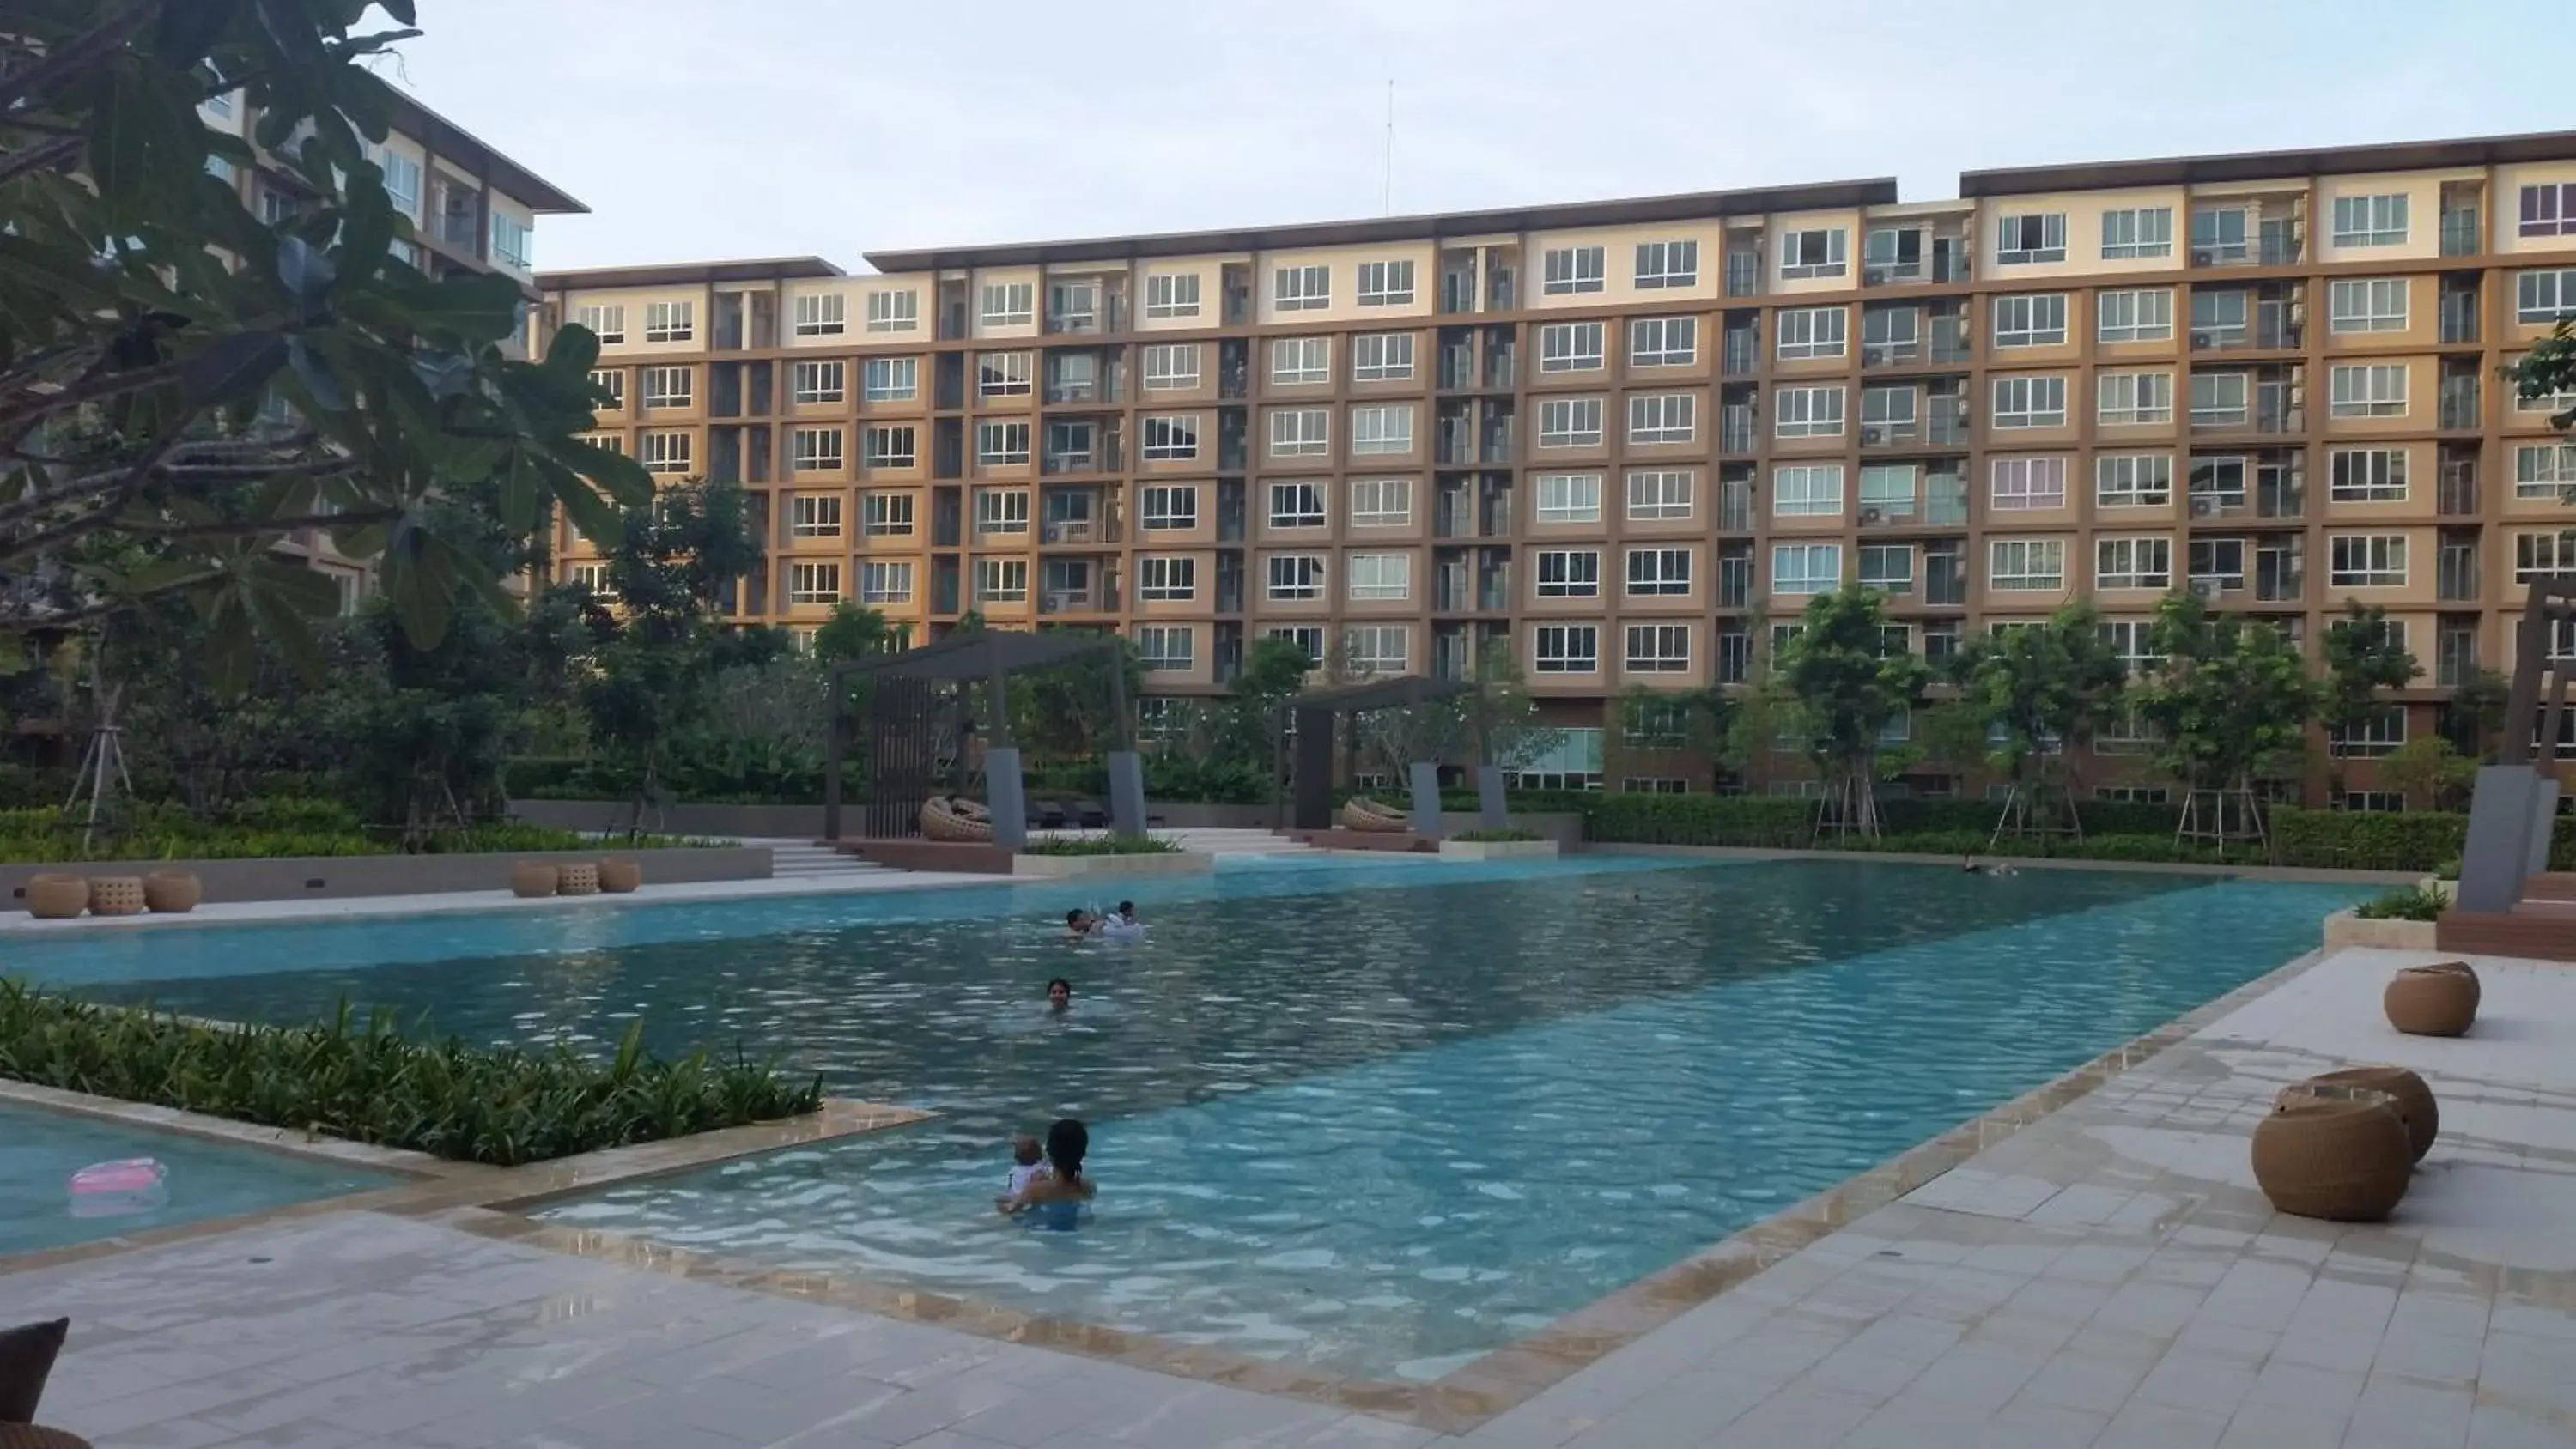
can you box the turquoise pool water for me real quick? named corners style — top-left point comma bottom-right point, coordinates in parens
top-left (9, 858), bottom-right (2360, 1378)
top-left (0, 1106), bottom-right (398, 1257)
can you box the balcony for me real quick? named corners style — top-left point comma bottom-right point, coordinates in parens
top-left (1722, 330), bottom-right (1759, 376)
top-left (1440, 270), bottom-right (1477, 314)
top-left (2439, 460), bottom-right (2478, 516)
top-left (1040, 515), bottom-right (1123, 546)
top-left (1858, 416), bottom-right (1918, 449)
top-left (1925, 403), bottom-right (1971, 447)
top-left (1439, 345), bottom-right (1475, 391)
top-left (1717, 482), bottom-right (1754, 532)
top-left (1860, 337), bottom-right (1918, 369)
top-left (2190, 233), bottom-right (2302, 268)
top-left (1043, 289), bottom-right (1127, 336)
top-left (2439, 293), bottom-right (2481, 344)
top-left (1038, 583), bottom-right (1121, 615)
top-left (1718, 409), bottom-right (1756, 455)
top-left (1040, 438), bottom-right (1123, 476)
top-left (2188, 320), bottom-right (2300, 352)
top-left (2439, 378), bottom-right (2481, 430)
top-left (1928, 318), bottom-right (1971, 364)
top-left (1716, 560), bottom-right (1753, 609)
top-left (2253, 566), bottom-right (2304, 603)
top-left (2438, 549), bottom-right (2482, 603)
top-left (1923, 473), bottom-right (1969, 525)
top-left (1923, 549), bottom-right (1968, 606)
top-left (2441, 209), bottom-right (2482, 257)
top-left (1723, 252), bottom-right (1759, 298)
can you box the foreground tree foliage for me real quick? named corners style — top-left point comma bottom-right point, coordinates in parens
top-left (1775, 590), bottom-right (1924, 836)
top-left (0, 0), bottom-right (647, 683)
top-left (2134, 594), bottom-right (2316, 833)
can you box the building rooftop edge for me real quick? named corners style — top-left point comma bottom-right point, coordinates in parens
top-left (382, 87), bottom-right (586, 215)
top-left (534, 256), bottom-right (848, 290)
top-left (1959, 128), bottom-right (2576, 197)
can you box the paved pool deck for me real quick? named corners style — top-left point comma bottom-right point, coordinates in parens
top-left (9, 943), bottom-right (2576, 1448)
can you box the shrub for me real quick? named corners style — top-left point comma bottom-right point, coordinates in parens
top-left (0, 804), bottom-right (718, 863)
top-left (2269, 807), bottom-right (2467, 872)
top-left (1451, 828), bottom-right (1542, 842)
top-left (2354, 886), bottom-right (2447, 922)
top-left (1020, 834), bottom-right (1182, 856)
top-left (1585, 794), bottom-right (1814, 847)
top-left (0, 984), bottom-right (823, 1167)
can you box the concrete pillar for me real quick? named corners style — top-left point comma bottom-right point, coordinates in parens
top-left (1476, 764), bottom-right (1508, 831)
top-left (1407, 761), bottom-right (1443, 838)
top-left (1107, 751), bottom-right (1146, 837)
top-left (986, 746), bottom-right (1028, 852)
top-left (2458, 764), bottom-right (2542, 912)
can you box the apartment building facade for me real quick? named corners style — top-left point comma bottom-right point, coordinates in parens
top-left (536, 131), bottom-right (2576, 805)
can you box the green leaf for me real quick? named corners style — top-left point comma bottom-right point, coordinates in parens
top-left (158, 0), bottom-right (247, 69)
top-left (276, 234), bottom-right (337, 310)
top-left (84, 58), bottom-right (154, 225)
top-left (543, 323), bottom-right (602, 377)
top-left (180, 331), bottom-right (290, 409)
top-left (285, 336), bottom-right (348, 412)
top-left (334, 170), bottom-right (395, 283)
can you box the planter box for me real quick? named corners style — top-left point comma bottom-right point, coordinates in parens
top-left (1011, 852), bottom-right (1214, 880)
top-left (2324, 908), bottom-right (2439, 950)
top-left (1438, 839), bottom-right (1561, 862)
top-left (2, 846), bottom-right (770, 911)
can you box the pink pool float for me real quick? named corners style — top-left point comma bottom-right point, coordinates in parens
top-left (67, 1157), bottom-right (168, 1218)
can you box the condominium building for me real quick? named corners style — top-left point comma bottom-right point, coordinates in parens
top-left (535, 130), bottom-right (2576, 804)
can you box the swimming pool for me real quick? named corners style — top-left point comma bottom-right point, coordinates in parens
top-left (10, 857), bottom-right (2360, 1379)
top-left (0, 1105), bottom-right (399, 1257)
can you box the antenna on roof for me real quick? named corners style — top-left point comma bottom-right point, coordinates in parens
top-left (1382, 80), bottom-right (1395, 216)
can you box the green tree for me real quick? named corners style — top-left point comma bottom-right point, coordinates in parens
top-left (2507, 319), bottom-right (2576, 489)
top-left (2379, 734), bottom-right (2476, 812)
top-left (2319, 603), bottom-right (2421, 754)
top-left (2444, 667), bottom-right (2511, 761)
top-left (0, 2), bottom-right (648, 679)
top-left (813, 601), bottom-right (906, 663)
top-left (2134, 594), bottom-right (2316, 842)
top-left (1618, 684), bottom-right (1739, 791)
top-left (1461, 640), bottom-right (1559, 773)
top-left (1775, 591), bottom-right (1924, 836)
top-left (1950, 604), bottom-right (2128, 836)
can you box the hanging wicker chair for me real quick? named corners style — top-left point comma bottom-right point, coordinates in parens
top-left (1341, 797), bottom-right (1411, 833)
top-left (920, 796), bottom-right (996, 843)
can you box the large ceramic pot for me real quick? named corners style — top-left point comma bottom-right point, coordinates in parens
top-left (143, 870), bottom-right (202, 914)
top-left (556, 862), bottom-right (600, 897)
top-left (2385, 964), bottom-right (2477, 1038)
top-left (2251, 1092), bottom-right (2412, 1222)
top-left (509, 862), bottom-right (560, 899)
top-left (597, 858), bottom-right (643, 894)
top-left (85, 877), bottom-right (145, 917)
top-left (23, 875), bottom-right (88, 919)
top-left (2280, 1067), bottom-right (2438, 1164)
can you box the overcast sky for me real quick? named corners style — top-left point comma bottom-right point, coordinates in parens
top-left (383, 0), bottom-right (2557, 276)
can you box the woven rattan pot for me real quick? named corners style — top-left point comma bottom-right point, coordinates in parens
top-left (2385, 964), bottom-right (2477, 1038)
top-left (142, 870), bottom-right (201, 914)
top-left (597, 858), bottom-right (643, 894)
top-left (2280, 1067), bottom-right (2437, 1164)
top-left (509, 861), bottom-right (560, 899)
top-left (84, 876), bottom-right (145, 917)
top-left (2251, 1092), bottom-right (2411, 1222)
top-left (22, 875), bottom-right (88, 919)
top-left (556, 862), bottom-right (599, 897)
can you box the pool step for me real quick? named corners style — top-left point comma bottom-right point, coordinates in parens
top-left (759, 840), bottom-right (896, 878)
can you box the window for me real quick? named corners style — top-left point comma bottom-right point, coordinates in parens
top-left (2515, 444), bottom-right (2576, 500)
top-left (375, 149), bottom-right (422, 218)
top-left (1142, 343), bottom-right (1200, 391)
top-left (860, 561), bottom-right (913, 604)
top-left (790, 494), bottom-right (842, 537)
top-left (1137, 555), bottom-right (1197, 602)
top-left (1539, 321), bottom-right (1605, 373)
top-left (1120, 627), bottom-right (1192, 676)
top-left (2330, 534), bottom-right (2407, 586)
top-left (1357, 259), bottom-right (1414, 306)
top-left (576, 304), bottom-right (626, 345)
top-left (975, 421), bottom-right (1030, 466)
top-left (2517, 270), bottom-right (2576, 324)
top-left (1625, 625), bottom-right (1692, 673)
top-left (2097, 288), bottom-right (2174, 343)
top-left (1627, 394), bottom-right (1696, 445)
top-left (1269, 408), bottom-right (1329, 457)
top-left (2096, 453), bottom-right (2173, 507)
top-left (2097, 372), bottom-right (2172, 426)
top-left (1625, 470), bottom-right (1692, 521)
top-left (1142, 414), bottom-right (1200, 461)
top-left (859, 358), bottom-right (911, 403)
top-left (978, 352), bottom-right (1032, 397)
top-left (489, 212), bottom-right (532, 270)
top-left (1534, 549), bottom-right (1601, 597)
top-left (644, 301), bottom-right (692, 343)
top-left (2330, 364), bottom-right (2409, 417)
top-left (979, 282), bottom-right (1034, 327)
top-left (2330, 448), bottom-right (2409, 503)
top-left (1510, 730), bottom-right (1604, 791)
top-left (1141, 484), bottom-right (1198, 530)
top-left (2101, 207), bottom-right (2173, 260)
top-left (1771, 543), bottom-right (1842, 594)
top-left (1990, 375), bottom-right (2067, 428)
top-left (1775, 385), bottom-right (1845, 438)
top-left (787, 562), bottom-right (841, 606)
top-left (975, 559), bottom-right (1029, 603)
top-left (1634, 239), bottom-right (1699, 288)
top-left (1773, 464), bottom-right (1844, 517)
top-left (793, 294), bottom-right (846, 337)
top-left (1863, 305), bottom-right (1920, 353)
top-left (1990, 456), bottom-right (2067, 511)
top-left (1342, 625), bottom-right (1409, 675)
top-left (1776, 306), bottom-right (1849, 361)
top-left (1534, 624), bottom-right (1600, 673)
top-left (2099, 620), bottom-right (2162, 675)
top-left (791, 427), bottom-right (844, 471)
top-left (1991, 294), bottom-right (2069, 349)
top-left (2331, 193), bottom-right (2409, 247)
top-left (975, 488), bottom-right (1030, 535)
top-left (2517, 529), bottom-right (2576, 580)
top-left (641, 431), bottom-right (690, 475)
top-left (2094, 537), bottom-right (2172, 590)
top-left (1349, 478), bottom-right (1412, 527)
top-left (567, 563), bottom-right (611, 593)
top-left (1780, 228), bottom-right (1846, 279)
top-left (1996, 212), bottom-right (2068, 265)
top-left (1538, 397), bottom-right (1605, 448)
top-left (1625, 547), bottom-right (1692, 597)
top-left (1542, 245), bottom-right (1606, 295)
top-left (866, 289), bottom-right (919, 333)
top-left (1535, 473), bottom-right (1602, 523)
top-left (1268, 480), bottom-right (1327, 529)
top-left (1273, 264), bottom-right (1330, 311)
top-left (1267, 554), bottom-right (1325, 600)
top-left (1351, 404), bottom-right (1413, 454)
top-left (2190, 372), bottom-right (2249, 427)
top-left (2329, 278), bottom-right (2409, 333)
top-left (1989, 538), bottom-right (2067, 591)
top-left (2190, 207), bottom-right (2250, 262)
top-left (2521, 184), bottom-right (2576, 239)
top-left (1271, 336), bottom-right (1330, 385)
top-left (1857, 543), bottom-right (1913, 591)
top-left (639, 366), bottom-right (691, 410)
top-left (863, 492), bottom-right (914, 536)
top-left (864, 425), bottom-right (917, 469)
top-left (1144, 272), bottom-right (1200, 319)
top-left (1347, 553), bottom-right (1410, 601)
top-left (1265, 625), bottom-right (1327, 663)
top-left (1630, 316), bottom-right (1698, 367)
top-left (1352, 333), bottom-right (1415, 381)
top-left (2190, 457), bottom-right (2249, 510)
top-left (589, 369), bottom-right (625, 410)
top-left (1859, 464), bottom-right (1917, 512)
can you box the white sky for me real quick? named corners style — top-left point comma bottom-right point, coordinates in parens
top-left (383, 0), bottom-right (2561, 276)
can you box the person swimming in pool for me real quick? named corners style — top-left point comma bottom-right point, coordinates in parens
top-left (1065, 908), bottom-right (1096, 939)
top-left (1095, 900), bottom-right (1147, 941)
top-left (1046, 977), bottom-right (1072, 1015)
top-left (999, 1118), bottom-right (1095, 1228)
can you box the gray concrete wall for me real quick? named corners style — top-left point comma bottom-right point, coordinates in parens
top-left (2, 846), bottom-right (772, 912)
top-left (508, 797), bottom-right (1590, 846)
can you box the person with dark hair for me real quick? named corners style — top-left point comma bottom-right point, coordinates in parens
top-left (1065, 907), bottom-right (1095, 939)
top-left (999, 1118), bottom-right (1095, 1228)
top-left (1045, 978), bottom-right (1072, 1014)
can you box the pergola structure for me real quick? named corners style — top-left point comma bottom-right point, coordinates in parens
top-left (2457, 579), bottom-right (2576, 912)
top-left (1278, 675), bottom-right (1496, 835)
top-left (823, 632), bottom-right (1139, 851)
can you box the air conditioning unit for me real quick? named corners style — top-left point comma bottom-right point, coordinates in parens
top-left (1861, 426), bottom-right (1886, 445)
top-left (2190, 330), bottom-right (2215, 349)
top-left (2191, 248), bottom-right (2215, 265)
top-left (2189, 579), bottom-right (2220, 599)
top-left (1862, 344), bottom-right (1889, 366)
top-left (2190, 496), bottom-right (2216, 517)
top-left (1864, 265), bottom-right (1891, 286)
top-left (1859, 506), bottom-right (1886, 525)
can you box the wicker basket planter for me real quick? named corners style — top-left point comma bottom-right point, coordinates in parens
top-left (556, 862), bottom-right (600, 897)
top-left (22, 875), bottom-right (89, 919)
top-left (2251, 1092), bottom-right (2412, 1222)
top-left (85, 876), bottom-right (145, 917)
top-left (920, 797), bottom-right (994, 843)
top-left (142, 870), bottom-right (201, 914)
top-left (597, 858), bottom-right (643, 894)
top-left (1340, 797), bottom-right (1410, 834)
top-left (509, 862), bottom-right (560, 899)
top-left (2385, 964), bottom-right (2478, 1038)
top-left (2282, 1066), bottom-right (2437, 1164)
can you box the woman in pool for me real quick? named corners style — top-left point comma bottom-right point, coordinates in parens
top-left (998, 1118), bottom-right (1094, 1229)
top-left (1046, 977), bottom-right (1072, 1015)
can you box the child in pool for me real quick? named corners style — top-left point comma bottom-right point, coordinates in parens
top-left (997, 1134), bottom-right (1047, 1210)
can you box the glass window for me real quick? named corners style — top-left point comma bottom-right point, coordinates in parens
top-left (2100, 207), bottom-right (2173, 260)
top-left (1267, 480), bottom-right (1327, 528)
top-left (1137, 556), bottom-right (1198, 602)
top-left (1346, 553), bottom-right (1411, 601)
top-left (978, 282), bottom-right (1034, 327)
top-left (2329, 364), bottom-right (2409, 418)
top-left (1349, 478), bottom-right (1412, 527)
top-left (1771, 543), bottom-right (1843, 594)
top-left (790, 427), bottom-right (843, 471)
top-left (1624, 625), bottom-right (1691, 673)
top-left (1629, 316), bottom-right (1698, 367)
top-left (2096, 453), bottom-right (2173, 507)
top-left (1268, 407), bottom-right (1329, 457)
top-left (1534, 549), bottom-right (1601, 597)
top-left (1271, 336), bottom-right (1331, 385)
top-left (1775, 385), bottom-right (1844, 438)
top-left (2330, 193), bottom-right (2409, 247)
top-left (1779, 228), bottom-right (1847, 279)
top-left (1141, 484), bottom-right (1198, 530)
top-left (2097, 372), bottom-right (2172, 426)
top-left (2514, 444), bottom-right (2576, 500)
top-left (864, 425), bottom-right (917, 469)
top-left (1633, 239), bottom-right (1699, 288)
top-left (1542, 246), bottom-right (1607, 294)
top-left (1990, 457), bottom-right (2067, 511)
top-left (1773, 464), bottom-right (1844, 517)
top-left (1356, 259), bottom-right (1415, 306)
top-left (863, 492), bottom-right (915, 536)
top-left (2094, 537), bottom-right (2172, 590)
top-left (644, 301), bottom-right (693, 343)
top-left (857, 358), bottom-right (910, 403)
top-left (1266, 554), bottom-right (1326, 600)
top-left (1534, 473), bottom-right (1602, 523)
top-left (1352, 333), bottom-right (1415, 381)
top-left (1144, 271), bottom-right (1200, 318)
top-left (1626, 394), bottom-right (1696, 445)
top-left (1343, 624), bottom-right (1409, 674)
top-left (1135, 625), bottom-right (1194, 671)
top-left (1625, 470), bottom-right (1692, 521)
top-left (1539, 321), bottom-right (1605, 373)
top-left (975, 558), bottom-right (1029, 603)
top-left (2330, 448), bottom-right (2409, 503)
top-left (787, 561), bottom-right (841, 605)
top-left (1533, 624), bottom-right (1600, 673)
top-left (2517, 269), bottom-right (2576, 324)
top-left (1996, 212), bottom-right (2068, 264)
top-left (2098, 288), bottom-right (2173, 343)
top-left (2329, 278), bottom-right (2409, 333)
top-left (793, 293), bottom-right (846, 337)
top-left (1988, 537), bottom-right (2067, 591)
top-left (2328, 534), bottom-right (2407, 586)
top-left (1625, 547), bottom-right (1692, 597)
top-left (866, 289), bottom-right (919, 333)
top-left (1273, 264), bottom-right (1329, 311)
top-left (1777, 306), bottom-right (1848, 360)
top-left (974, 421), bottom-right (1030, 465)
top-left (1142, 343), bottom-right (1200, 391)
top-left (1990, 375), bottom-right (2067, 428)
top-left (1991, 294), bottom-right (2069, 348)
top-left (1537, 397), bottom-right (1605, 448)
top-left (1141, 414), bottom-right (1200, 461)
top-left (1350, 403), bottom-right (1413, 455)
top-left (860, 561), bottom-right (913, 604)
top-left (973, 488), bottom-right (1030, 533)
